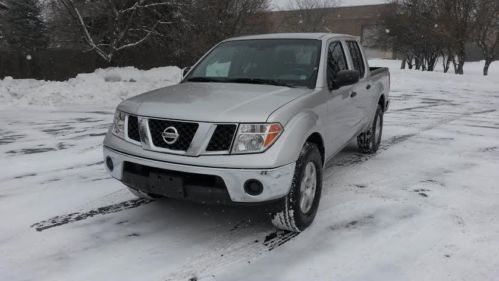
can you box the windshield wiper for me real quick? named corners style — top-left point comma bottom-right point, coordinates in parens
top-left (186, 77), bottom-right (228, 83)
top-left (226, 78), bottom-right (296, 88)
top-left (187, 77), bottom-right (297, 88)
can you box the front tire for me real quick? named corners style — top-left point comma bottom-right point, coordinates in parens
top-left (357, 105), bottom-right (383, 154)
top-left (270, 142), bottom-right (323, 232)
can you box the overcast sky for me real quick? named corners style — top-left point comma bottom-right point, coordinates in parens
top-left (271, 0), bottom-right (388, 10)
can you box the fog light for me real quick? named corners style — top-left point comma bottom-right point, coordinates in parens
top-left (244, 179), bottom-right (263, 196)
top-left (105, 156), bottom-right (114, 171)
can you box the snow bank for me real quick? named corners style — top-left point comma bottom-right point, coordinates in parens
top-left (0, 66), bottom-right (182, 107)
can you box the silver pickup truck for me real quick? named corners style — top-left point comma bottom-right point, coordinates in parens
top-left (103, 33), bottom-right (390, 232)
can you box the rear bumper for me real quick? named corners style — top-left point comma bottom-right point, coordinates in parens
top-left (103, 146), bottom-right (295, 203)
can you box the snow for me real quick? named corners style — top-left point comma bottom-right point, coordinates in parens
top-left (0, 66), bottom-right (182, 107)
top-left (271, 0), bottom-right (389, 10)
top-left (1, 60), bottom-right (499, 281)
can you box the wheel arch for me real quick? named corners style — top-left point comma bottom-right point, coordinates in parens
top-left (270, 109), bottom-right (326, 167)
top-left (378, 94), bottom-right (386, 112)
top-left (305, 132), bottom-right (325, 165)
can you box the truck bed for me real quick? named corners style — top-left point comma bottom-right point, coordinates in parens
top-left (369, 67), bottom-right (389, 77)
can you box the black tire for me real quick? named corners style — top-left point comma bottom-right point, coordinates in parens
top-left (270, 142), bottom-right (323, 232)
top-left (357, 105), bottom-right (383, 154)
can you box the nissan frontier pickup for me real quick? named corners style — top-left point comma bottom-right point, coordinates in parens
top-left (103, 33), bottom-right (390, 232)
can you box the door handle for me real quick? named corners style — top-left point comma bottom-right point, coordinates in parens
top-left (350, 92), bottom-right (357, 98)
top-left (366, 84), bottom-right (371, 90)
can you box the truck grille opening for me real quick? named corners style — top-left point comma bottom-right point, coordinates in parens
top-left (127, 115), bottom-right (140, 142)
top-left (206, 124), bottom-right (237, 151)
top-left (148, 119), bottom-right (199, 151)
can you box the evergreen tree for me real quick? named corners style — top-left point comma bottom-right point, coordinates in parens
top-left (0, 2), bottom-right (8, 45)
top-left (3, 0), bottom-right (48, 52)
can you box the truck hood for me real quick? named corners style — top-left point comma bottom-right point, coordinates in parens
top-left (119, 82), bottom-right (312, 122)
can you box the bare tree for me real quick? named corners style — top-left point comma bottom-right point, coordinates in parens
top-left (282, 0), bottom-right (339, 32)
top-left (473, 0), bottom-right (499, 76)
top-left (182, 0), bottom-right (270, 64)
top-left (59, 0), bottom-right (187, 63)
top-left (380, 0), bottom-right (444, 71)
top-left (437, 0), bottom-right (477, 74)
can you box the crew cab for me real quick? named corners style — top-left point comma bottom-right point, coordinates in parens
top-left (103, 33), bottom-right (390, 232)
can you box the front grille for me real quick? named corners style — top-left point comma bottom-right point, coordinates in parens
top-left (148, 119), bottom-right (198, 151)
top-left (127, 115), bottom-right (140, 142)
top-left (206, 124), bottom-right (237, 151)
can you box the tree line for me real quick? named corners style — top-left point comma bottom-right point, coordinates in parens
top-left (0, 0), bottom-right (271, 67)
top-left (0, 0), bottom-right (497, 77)
top-left (380, 0), bottom-right (498, 75)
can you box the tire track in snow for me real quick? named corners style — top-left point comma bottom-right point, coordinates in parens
top-left (164, 227), bottom-right (298, 281)
top-left (329, 109), bottom-right (496, 168)
top-left (30, 198), bottom-right (152, 232)
top-left (33, 200), bottom-right (299, 280)
top-left (262, 230), bottom-right (299, 251)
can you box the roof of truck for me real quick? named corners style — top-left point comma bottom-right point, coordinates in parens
top-left (225, 33), bottom-right (358, 42)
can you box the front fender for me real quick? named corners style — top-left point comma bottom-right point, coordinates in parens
top-left (269, 110), bottom-right (324, 165)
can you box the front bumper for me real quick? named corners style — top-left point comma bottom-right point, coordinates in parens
top-left (103, 146), bottom-right (295, 203)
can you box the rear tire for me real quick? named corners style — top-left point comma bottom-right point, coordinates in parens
top-left (270, 142), bottom-right (323, 232)
top-left (357, 105), bottom-right (383, 154)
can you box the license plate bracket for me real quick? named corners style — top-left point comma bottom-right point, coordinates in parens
top-left (150, 172), bottom-right (184, 198)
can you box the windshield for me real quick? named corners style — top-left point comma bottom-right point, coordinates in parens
top-left (186, 39), bottom-right (322, 89)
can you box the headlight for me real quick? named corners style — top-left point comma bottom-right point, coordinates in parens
top-left (232, 123), bottom-right (283, 154)
top-left (112, 110), bottom-right (126, 138)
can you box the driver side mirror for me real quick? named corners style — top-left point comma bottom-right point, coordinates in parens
top-left (182, 66), bottom-right (191, 78)
top-left (329, 70), bottom-right (360, 90)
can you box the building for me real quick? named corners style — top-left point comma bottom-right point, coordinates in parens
top-left (267, 4), bottom-right (396, 59)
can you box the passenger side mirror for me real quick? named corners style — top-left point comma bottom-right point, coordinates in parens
top-left (329, 70), bottom-right (360, 90)
top-left (182, 67), bottom-right (191, 78)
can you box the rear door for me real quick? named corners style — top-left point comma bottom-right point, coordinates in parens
top-left (325, 40), bottom-right (358, 156)
top-left (346, 40), bottom-right (371, 132)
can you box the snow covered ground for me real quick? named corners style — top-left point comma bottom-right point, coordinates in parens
top-left (271, 0), bottom-right (389, 10)
top-left (1, 60), bottom-right (498, 281)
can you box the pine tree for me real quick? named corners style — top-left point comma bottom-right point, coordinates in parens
top-left (3, 0), bottom-right (48, 52)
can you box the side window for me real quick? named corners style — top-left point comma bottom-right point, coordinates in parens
top-left (327, 41), bottom-right (348, 88)
top-left (347, 41), bottom-right (365, 78)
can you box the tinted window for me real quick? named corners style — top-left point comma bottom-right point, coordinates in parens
top-left (188, 39), bottom-right (322, 89)
top-left (347, 41), bottom-right (365, 78)
top-left (327, 41), bottom-right (348, 88)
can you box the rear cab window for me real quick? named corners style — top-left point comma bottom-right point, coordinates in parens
top-left (346, 41), bottom-right (366, 78)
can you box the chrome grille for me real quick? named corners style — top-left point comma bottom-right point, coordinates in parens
top-left (206, 124), bottom-right (237, 152)
top-left (127, 115), bottom-right (140, 142)
top-left (148, 119), bottom-right (198, 151)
